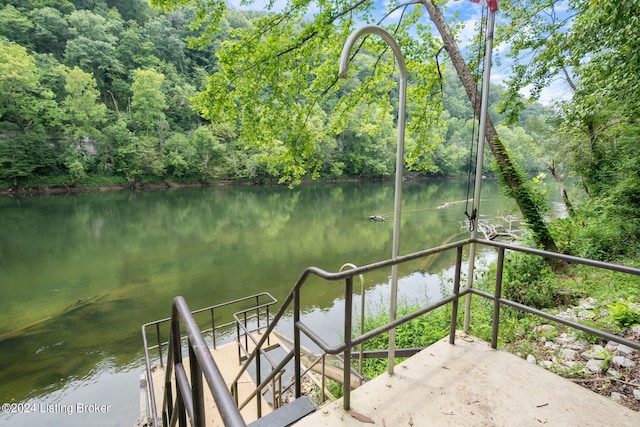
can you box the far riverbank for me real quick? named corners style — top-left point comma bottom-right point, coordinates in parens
top-left (0, 174), bottom-right (451, 197)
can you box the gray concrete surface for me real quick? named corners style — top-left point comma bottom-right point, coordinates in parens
top-left (296, 334), bottom-right (640, 426)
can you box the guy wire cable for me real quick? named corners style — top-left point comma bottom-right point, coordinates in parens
top-left (464, 2), bottom-right (488, 232)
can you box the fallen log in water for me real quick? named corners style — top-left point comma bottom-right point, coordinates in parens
top-left (0, 294), bottom-right (108, 342)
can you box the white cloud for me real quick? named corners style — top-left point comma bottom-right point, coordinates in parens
top-left (382, 0), bottom-right (406, 22)
top-left (456, 16), bottom-right (482, 49)
top-left (521, 78), bottom-right (573, 106)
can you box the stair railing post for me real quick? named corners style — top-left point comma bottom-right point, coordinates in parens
top-left (343, 276), bottom-right (354, 411)
top-left (491, 246), bottom-right (505, 349)
top-left (294, 285), bottom-right (302, 398)
top-left (189, 342), bottom-right (205, 427)
top-left (449, 245), bottom-right (464, 344)
top-left (255, 347), bottom-right (262, 418)
top-left (170, 303), bottom-right (183, 424)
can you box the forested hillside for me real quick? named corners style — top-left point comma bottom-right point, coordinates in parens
top-left (0, 0), bottom-right (547, 189)
top-left (3, 0), bottom-right (639, 260)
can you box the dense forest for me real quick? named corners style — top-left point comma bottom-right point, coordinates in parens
top-left (1, 0), bottom-right (640, 260)
top-left (0, 0), bottom-right (548, 189)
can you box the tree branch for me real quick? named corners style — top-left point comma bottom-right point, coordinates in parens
top-left (562, 66), bottom-right (576, 91)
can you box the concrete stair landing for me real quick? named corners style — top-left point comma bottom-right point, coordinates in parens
top-left (296, 335), bottom-right (640, 426)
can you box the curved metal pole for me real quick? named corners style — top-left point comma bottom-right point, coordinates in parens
top-left (339, 25), bottom-right (407, 376)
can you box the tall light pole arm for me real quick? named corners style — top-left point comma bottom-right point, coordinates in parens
top-left (338, 25), bottom-right (407, 81)
top-left (339, 24), bottom-right (408, 377)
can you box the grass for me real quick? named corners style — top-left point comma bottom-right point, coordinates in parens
top-left (349, 252), bottom-right (640, 382)
top-left (352, 303), bottom-right (453, 379)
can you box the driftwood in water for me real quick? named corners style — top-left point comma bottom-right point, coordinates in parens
top-left (436, 198), bottom-right (472, 210)
top-left (476, 216), bottom-right (521, 241)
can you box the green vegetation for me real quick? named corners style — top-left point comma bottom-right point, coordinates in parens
top-left (358, 305), bottom-right (451, 378)
top-left (2, 1), bottom-right (640, 313)
top-left (355, 255), bottom-right (640, 380)
top-left (471, 257), bottom-right (640, 347)
top-left (0, 0), bottom-right (555, 192)
top-left (609, 299), bottom-right (640, 329)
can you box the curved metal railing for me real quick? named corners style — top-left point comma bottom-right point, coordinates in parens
top-left (228, 238), bottom-right (471, 413)
top-left (142, 292), bottom-right (277, 426)
top-left (142, 237), bottom-right (640, 426)
top-left (228, 237), bottom-right (640, 415)
top-left (162, 296), bottom-right (246, 427)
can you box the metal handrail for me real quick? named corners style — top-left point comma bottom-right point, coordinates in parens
top-left (143, 293), bottom-right (277, 365)
top-left (227, 240), bottom-right (470, 415)
top-left (233, 301), bottom-right (275, 360)
top-left (141, 292), bottom-right (276, 427)
top-left (143, 237), bottom-right (640, 426)
top-left (478, 241), bottom-right (640, 350)
top-left (164, 296), bottom-right (246, 427)
top-left (231, 237), bottom-right (640, 415)
top-left (232, 303), bottom-right (285, 416)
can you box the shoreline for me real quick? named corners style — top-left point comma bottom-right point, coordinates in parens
top-left (0, 174), bottom-right (451, 198)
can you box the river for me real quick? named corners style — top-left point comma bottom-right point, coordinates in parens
top-left (0, 179), bottom-right (553, 426)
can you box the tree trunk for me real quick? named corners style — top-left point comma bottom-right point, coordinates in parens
top-left (542, 159), bottom-right (575, 218)
top-left (421, 0), bottom-right (559, 252)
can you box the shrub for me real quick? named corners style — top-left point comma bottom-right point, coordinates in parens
top-left (502, 252), bottom-right (575, 309)
top-left (608, 298), bottom-right (640, 328)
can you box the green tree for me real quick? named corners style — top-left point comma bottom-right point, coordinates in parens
top-left (137, 135), bottom-right (166, 178)
top-left (160, 64), bottom-right (200, 131)
top-left (499, 0), bottom-right (640, 121)
top-left (152, 0), bottom-right (441, 185)
top-left (115, 24), bottom-right (160, 71)
top-left (30, 0), bottom-right (76, 14)
top-left (59, 65), bottom-right (107, 136)
top-left (335, 104), bottom-right (395, 177)
top-left (130, 68), bottom-right (168, 134)
top-left (0, 41), bottom-right (60, 187)
top-left (104, 0), bottom-right (153, 23)
top-left (58, 65), bottom-right (107, 183)
top-left (495, 125), bottom-right (542, 176)
top-left (498, 0), bottom-right (640, 257)
top-left (0, 5), bottom-right (34, 49)
top-left (64, 9), bottom-right (125, 95)
top-left (164, 132), bottom-right (194, 178)
top-left (144, 15), bottom-right (186, 72)
top-left (192, 124), bottom-right (226, 178)
top-left (29, 7), bottom-right (70, 60)
top-left (99, 119), bottom-right (140, 182)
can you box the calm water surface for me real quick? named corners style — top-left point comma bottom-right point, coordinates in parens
top-left (0, 179), bottom-right (525, 426)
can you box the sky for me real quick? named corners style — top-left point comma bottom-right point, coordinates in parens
top-left (436, 0), bottom-right (573, 105)
top-left (447, 0), bottom-right (574, 105)
top-left (226, 0), bottom-right (573, 105)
